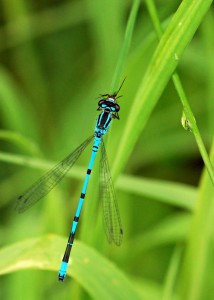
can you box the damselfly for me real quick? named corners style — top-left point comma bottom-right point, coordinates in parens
top-left (15, 79), bottom-right (125, 281)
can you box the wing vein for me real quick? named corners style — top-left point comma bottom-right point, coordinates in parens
top-left (99, 140), bottom-right (123, 246)
top-left (15, 135), bottom-right (94, 213)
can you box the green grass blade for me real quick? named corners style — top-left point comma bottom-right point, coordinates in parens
top-left (85, 0), bottom-right (126, 81)
top-left (0, 235), bottom-right (141, 300)
top-left (201, 10), bottom-right (214, 135)
top-left (111, 0), bottom-right (213, 179)
top-left (0, 2), bottom-right (87, 51)
top-left (0, 130), bottom-right (41, 156)
top-left (0, 67), bottom-right (38, 138)
top-left (0, 151), bottom-right (196, 210)
top-left (117, 175), bottom-right (196, 211)
top-left (162, 245), bottom-right (183, 300)
top-left (77, 1), bottom-right (140, 248)
top-left (178, 140), bottom-right (214, 300)
top-left (173, 74), bottom-right (214, 184)
top-left (145, 0), bottom-right (214, 183)
top-left (110, 0), bottom-right (140, 92)
top-left (119, 213), bottom-right (191, 260)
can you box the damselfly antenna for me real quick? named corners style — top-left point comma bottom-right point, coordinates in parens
top-left (113, 77), bottom-right (126, 98)
top-left (98, 77), bottom-right (126, 100)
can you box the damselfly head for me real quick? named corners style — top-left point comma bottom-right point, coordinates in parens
top-left (97, 77), bottom-right (125, 115)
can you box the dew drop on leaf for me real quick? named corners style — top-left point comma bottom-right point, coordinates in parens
top-left (174, 53), bottom-right (179, 61)
top-left (181, 111), bottom-right (192, 132)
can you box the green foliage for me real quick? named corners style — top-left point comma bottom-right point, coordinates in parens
top-left (0, 235), bottom-right (141, 300)
top-left (0, 0), bottom-right (214, 299)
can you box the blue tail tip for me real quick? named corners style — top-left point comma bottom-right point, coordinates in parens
top-left (58, 274), bottom-right (65, 282)
top-left (58, 261), bottom-right (68, 282)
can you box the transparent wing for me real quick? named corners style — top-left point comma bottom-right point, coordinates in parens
top-left (100, 140), bottom-right (123, 246)
top-left (15, 135), bottom-right (94, 213)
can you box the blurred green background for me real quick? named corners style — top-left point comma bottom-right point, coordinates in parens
top-left (0, 0), bottom-right (214, 299)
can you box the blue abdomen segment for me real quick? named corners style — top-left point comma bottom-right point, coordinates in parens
top-left (58, 136), bottom-right (102, 281)
top-left (58, 261), bottom-right (68, 281)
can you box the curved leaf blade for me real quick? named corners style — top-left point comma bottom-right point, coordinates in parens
top-left (0, 234), bottom-right (141, 300)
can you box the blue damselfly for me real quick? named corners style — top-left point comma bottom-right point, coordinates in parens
top-left (15, 79), bottom-right (125, 281)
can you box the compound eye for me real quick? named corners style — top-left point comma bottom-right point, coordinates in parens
top-left (115, 104), bottom-right (120, 112)
top-left (98, 100), bottom-right (107, 108)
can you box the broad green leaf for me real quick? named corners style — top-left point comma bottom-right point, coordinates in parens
top-left (0, 235), bottom-right (141, 300)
